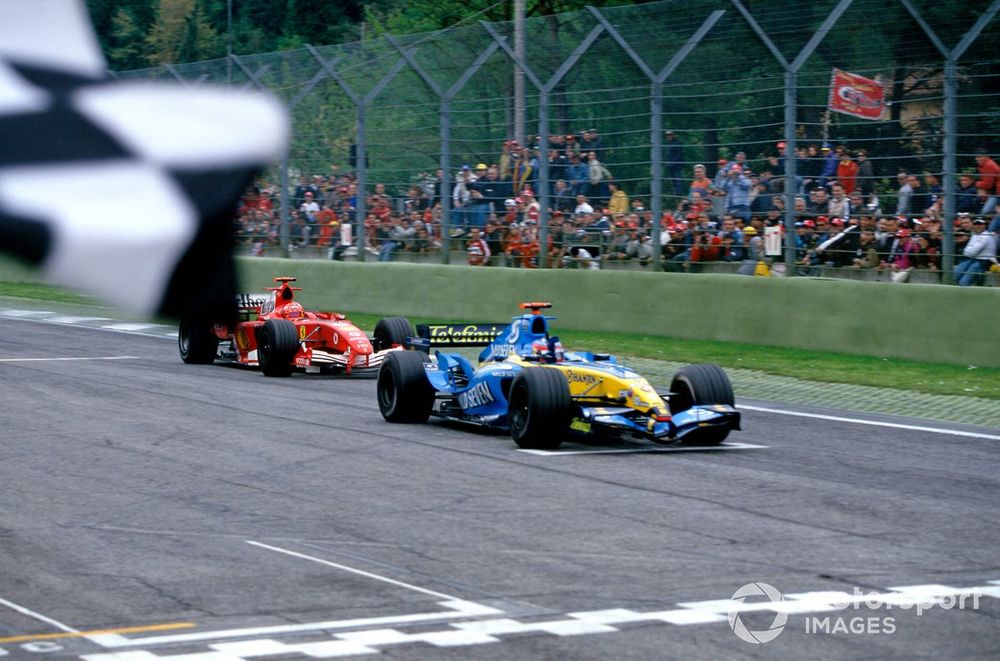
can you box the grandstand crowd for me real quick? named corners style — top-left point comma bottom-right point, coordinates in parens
top-left (237, 132), bottom-right (1000, 286)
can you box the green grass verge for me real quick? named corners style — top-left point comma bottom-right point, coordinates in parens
top-left (0, 282), bottom-right (100, 305)
top-left (2, 282), bottom-right (997, 400)
top-left (344, 312), bottom-right (1000, 401)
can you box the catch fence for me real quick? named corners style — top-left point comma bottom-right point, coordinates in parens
top-left (116, 0), bottom-right (1000, 282)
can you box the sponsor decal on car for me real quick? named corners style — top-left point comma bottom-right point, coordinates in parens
top-left (419, 324), bottom-right (506, 346)
top-left (457, 382), bottom-right (495, 409)
top-left (565, 370), bottom-right (598, 385)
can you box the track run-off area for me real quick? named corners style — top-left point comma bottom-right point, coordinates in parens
top-left (0, 311), bottom-right (997, 660)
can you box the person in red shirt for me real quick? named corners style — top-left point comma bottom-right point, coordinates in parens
top-left (466, 227), bottom-right (490, 266)
top-left (974, 147), bottom-right (1000, 219)
top-left (836, 150), bottom-right (859, 195)
top-left (690, 228), bottom-right (722, 261)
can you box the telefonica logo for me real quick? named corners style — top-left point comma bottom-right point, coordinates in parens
top-left (728, 582), bottom-right (788, 644)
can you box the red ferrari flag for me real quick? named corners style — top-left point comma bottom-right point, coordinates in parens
top-left (828, 69), bottom-right (886, 120)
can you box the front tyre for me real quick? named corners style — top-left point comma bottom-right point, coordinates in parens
top-left (178, 319), bottom-right (218, 364)
top-left (508, 368), bottom-right (571, 450)
top-left (377, 351), bottom-right (434, 422)
top-left (670, 364), bottom-right (734, 446)
top-left (373, 316), bottom-right (414, 351)
top-left (257, 318), bottom-right (299, 377)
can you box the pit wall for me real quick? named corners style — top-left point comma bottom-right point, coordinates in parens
top-left (236, 258), bottom-right (1000, 368)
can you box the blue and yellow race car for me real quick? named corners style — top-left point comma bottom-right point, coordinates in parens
top-left (376, 303), bottom-right (740, 449)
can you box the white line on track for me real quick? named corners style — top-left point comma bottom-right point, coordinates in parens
top-left (0, 356), bottom-right (139, 363)
top-left (0, 596), bottom-right (79, 634)
top-left (518, 441), bottom-right (768, 456)
top-left (739, 404), bottom-right (1000, 441)
top-left (246, 540), bottom-right (460, 601)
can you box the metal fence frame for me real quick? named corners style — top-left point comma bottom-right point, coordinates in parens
top-left (140, 0), bottom-right (1000, 281)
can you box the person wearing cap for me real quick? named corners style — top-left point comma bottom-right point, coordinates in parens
top-left (815, 217), bottom-right (859, 267)
top-left (888, 228), bottom-right (919, 282)
top-left (954, 217), bottom-right (998, 286)
top-left (736, 224), bottom-right (768, 275)
top-left (795, 219), bottom-right (821, 274)
top-left (664, 130), bottom-right (684, 196)
top-left (299, 190), bottom-right (320, 226)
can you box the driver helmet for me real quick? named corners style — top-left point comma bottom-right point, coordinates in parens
top-left (283, 302), bottom-right (305, 319)
top-left (531, 338), bottom-right (564, 363)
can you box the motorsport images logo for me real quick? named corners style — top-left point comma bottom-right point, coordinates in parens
top-left (728, 581), bottom-right (985, 643)
top-left (728, 582), bottom-right (787, 644)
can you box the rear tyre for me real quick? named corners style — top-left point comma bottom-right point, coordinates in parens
top-left (178, 320), bottom-right (218, 364)
top-left (257, 319), bottom-right (299, 377)
top-left (669, 364), bottom-right (734, 446)
top-left (508, 368), bottom-right (571, 450)
top-left (377, 351), bottom-right (434, 422)
top-left (373, 316), bottom-right (414, 351)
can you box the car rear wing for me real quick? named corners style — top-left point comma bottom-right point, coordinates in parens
top-left (413, 323), bottom-right (506, 348)
top-left (236, 293), bottom-right (269, 320)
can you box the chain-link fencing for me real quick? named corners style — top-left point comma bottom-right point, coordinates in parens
top-left (116, 0), bottom-right (1000, 285)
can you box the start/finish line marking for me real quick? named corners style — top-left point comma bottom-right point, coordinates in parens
top-left (739, 404), bottom-right (1000, 441)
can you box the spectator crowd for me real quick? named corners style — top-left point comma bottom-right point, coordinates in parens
top-left (237, 133), bottom-right (999, 286)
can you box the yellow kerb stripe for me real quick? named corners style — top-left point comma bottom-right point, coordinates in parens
top-left (0, 621), bottom-right (195, 644)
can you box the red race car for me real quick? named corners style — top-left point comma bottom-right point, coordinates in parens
top-left (178, 276), bottom-right (411, 376)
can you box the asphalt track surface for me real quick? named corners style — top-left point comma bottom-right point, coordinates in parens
top-left (1, 317), bottom-right (998, 660)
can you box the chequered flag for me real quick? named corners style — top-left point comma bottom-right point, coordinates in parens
top-left (0, 0), bottom-right (288, 321)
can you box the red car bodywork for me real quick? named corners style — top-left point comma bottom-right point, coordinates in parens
top-left (206, 277), bottom-right (397, 374)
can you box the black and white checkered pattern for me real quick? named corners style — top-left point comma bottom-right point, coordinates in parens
top-left (0, 0), bottom-right (287, 320)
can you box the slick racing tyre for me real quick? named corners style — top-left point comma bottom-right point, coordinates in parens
top-left (378, 351), bottom-right (434, 423)
top-left (508, 368), bottom-right (571, 450)
top-left (257, 318), bottom-right (299, 377)
top-left (669, 364), bottom-right (734, 446)
top-left (178, 319), bottom-right (218, 364)
top-left (373, 316), bottom-right (414, 351)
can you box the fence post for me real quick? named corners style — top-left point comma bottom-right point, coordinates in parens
top-left (483, 21), bottom-right (605, 267)
top-left (386, 37), bottom-right (501, 264)
top-left (733, 0), bottom-right (853, 275)
top-left (306, 46), bottom-right (408, 263)
top-left (899, 0), bottom-right (1000, 283)
top-left (589, 7), bottom-right (724, 270)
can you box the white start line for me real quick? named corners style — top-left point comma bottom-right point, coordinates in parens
top-left (3, 540), bottom-right (998, 659)
top-left (69, 577), bottom-right (1000, 660)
